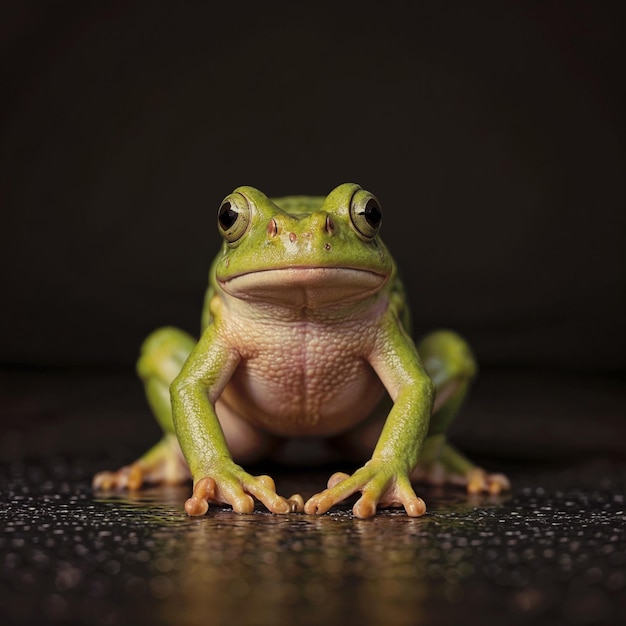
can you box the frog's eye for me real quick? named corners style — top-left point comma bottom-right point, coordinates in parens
top-left (218, 193), bottom-right (251, 243)
top-left (349, 190), bottom-right (382, 239)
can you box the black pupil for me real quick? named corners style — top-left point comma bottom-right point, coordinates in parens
top-left (218, 201), bottom-right (239, 230)
top-left (363, 199), bottom-right (381, 228)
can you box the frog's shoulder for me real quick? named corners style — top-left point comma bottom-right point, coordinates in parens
top-left (385, 266), bottom-right (412, 335)
top-left (201, 255), bottom-right (222, 331)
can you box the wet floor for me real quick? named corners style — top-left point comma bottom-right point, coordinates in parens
top-left (1, 458), bottom-right (625, 626)
top-left (1, 368), bottom-right (625, 625)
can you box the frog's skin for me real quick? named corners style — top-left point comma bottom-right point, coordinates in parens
top-left (93, 183), bottom-right (509, 518)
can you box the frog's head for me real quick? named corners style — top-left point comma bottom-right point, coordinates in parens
top-left (214, 183), bottom-right (393, 307)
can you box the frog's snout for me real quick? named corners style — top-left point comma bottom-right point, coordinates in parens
top-left (266, 212), bottom-right (335, 244)
top-left (324, 215), bottom-right (335, 234)
top-left (267, 218), bottom-right (279, 238)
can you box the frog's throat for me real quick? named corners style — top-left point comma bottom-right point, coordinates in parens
top-left (218, 267), bottom-right (388, 308)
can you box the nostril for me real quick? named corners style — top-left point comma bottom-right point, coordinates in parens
top-left (289, 232), bottom-right (297, 243)
top-left (325, 215), bottom-right (335, 234)
top-left (267, 218), bottom-right (278, 237)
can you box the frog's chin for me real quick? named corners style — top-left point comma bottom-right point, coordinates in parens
top-left (218, 267), bottom-right (388, 308)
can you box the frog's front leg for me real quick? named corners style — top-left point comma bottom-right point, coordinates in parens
top-left (171, 325), bottom-right (302, 516)
top-left (305, 312), bottom-right (435, 518)
top-left (413, 330), bottom-right (510, 494)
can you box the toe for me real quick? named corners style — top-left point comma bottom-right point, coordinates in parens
top-left (92, 471), bottom-right (115, 490)
top-left (184, 477), bottom-right (216, 516)
top-left (353, 495), bottom-right (377, 519)
top-left (404, 497), bottom-right (427, 517)
top-left (255, 475), bottom-right (276, 491)
top-left (467, 468), bottom-right (487, 494)
top-left (185, 496), bottom-right (209, 516)
top-left (246, 476), bottom-right (292, 514)
top-left (126, 464), bottom-right (144, 490)
top-left (265, 495), bottom-right (291, 514)
top-left (231, 493), bottom-right (256, 514)
top-left (287, 494), bottom-right (304, 513)
top-left (466, 469), bottom-right (511, 495)
top-left (304, 492), bottom-right (334, 515)
top-left (487, 473), bottom-right (511, 494)
top-left (327, 472), bottom-right (350, 489)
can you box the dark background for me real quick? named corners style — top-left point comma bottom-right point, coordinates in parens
top-left (1, 0), bottom-right (624, 375)
top-left (1, 6), bottom-right (626, 625)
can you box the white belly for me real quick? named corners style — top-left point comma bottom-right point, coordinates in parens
top-left (219, 316), bottom-right (386, 436)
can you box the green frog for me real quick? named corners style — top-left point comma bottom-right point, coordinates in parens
top-left (93, 183), bottom-right (509, 518)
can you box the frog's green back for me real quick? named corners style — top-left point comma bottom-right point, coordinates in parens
top-left (271, 195), bottom-right (326, 215)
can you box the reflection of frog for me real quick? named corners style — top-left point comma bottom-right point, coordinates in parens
top-left (94, 183), bottom-right (509, 518)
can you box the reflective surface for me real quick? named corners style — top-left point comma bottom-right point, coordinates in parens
top-left (1, 459), bottom-right (625, 626)
top-left (1, 368), bottom-right (625, 625)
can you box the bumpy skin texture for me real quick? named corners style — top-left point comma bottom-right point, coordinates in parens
top-left (93, 183), bottom-right (510, 518)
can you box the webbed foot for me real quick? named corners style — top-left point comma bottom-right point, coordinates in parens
top-left (412, 463), bottom-right (510, 495)
top-left (304, 461), bottom-right (427, 519)
top-left (92, 434), bottom-right (190, 491)
top-left (184, 465), bottom-right (304, 516)
top-left (466, 468), bottom-right (510, 494)
top-left (93, 462), bottom-right (146, 491)
top-left (411, 434), bottom-right (511, 495)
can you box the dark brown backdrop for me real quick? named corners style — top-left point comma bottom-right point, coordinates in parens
top-left (1, 1), bottom-right (624, 374)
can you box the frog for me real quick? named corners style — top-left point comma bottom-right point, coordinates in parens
top-left (93, 183), bottom-right (509, 518)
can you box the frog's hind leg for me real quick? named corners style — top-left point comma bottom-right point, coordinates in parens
top-left (93, 327), bottom-right (195, 491)
top-left (412, 330), bottom-right (510, 495)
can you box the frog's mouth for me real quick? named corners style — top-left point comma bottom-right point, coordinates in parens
top-left (218, 267), bottom-right (388, 308)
